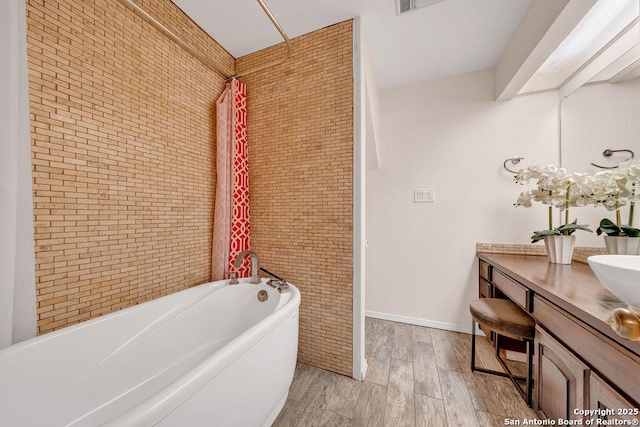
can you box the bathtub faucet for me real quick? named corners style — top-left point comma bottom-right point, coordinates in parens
top-left (233, 250), bottom-right (261, 284)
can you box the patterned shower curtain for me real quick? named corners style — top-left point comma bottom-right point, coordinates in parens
top-left (212, 78), bottom-right (250, 280)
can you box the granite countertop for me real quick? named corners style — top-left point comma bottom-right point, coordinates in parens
top-left (477, 253), bottom-right (640, 357)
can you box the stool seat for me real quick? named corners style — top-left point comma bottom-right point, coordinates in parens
top-left (469, 297), bottom-right (536, 407)
top-left (470, 298), bottom-right (535, 340)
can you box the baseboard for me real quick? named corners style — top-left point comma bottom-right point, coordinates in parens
top-left (365, 310), bottom-right (484, 336)
top-left (360, 358), bottom-right (368, 381)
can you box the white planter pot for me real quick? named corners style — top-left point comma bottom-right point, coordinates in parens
top-left (603, 236), bottom-right (640, 255)
top-left (544, 235), bottom-right (576, 264)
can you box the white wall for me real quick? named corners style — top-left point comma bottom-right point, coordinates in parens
top-left (561, 79), bottom-right (640, 246)
top-left (0, 0), bottom-right (36, 348)
top-left (366, 69), bottom-right (560, 331)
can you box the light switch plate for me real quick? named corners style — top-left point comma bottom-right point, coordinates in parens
top-left (414, 188), bottom-right (434, 202)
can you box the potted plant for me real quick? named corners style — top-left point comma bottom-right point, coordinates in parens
top-left (592, 160), bottom-right (640, 255)
top-left (515, 165), bottom-right (592, 264)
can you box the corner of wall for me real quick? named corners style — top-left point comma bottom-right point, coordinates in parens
top-left (352, 16), bottom-right (366, 381)
top-left (360, 28), bottom-right (381, 170)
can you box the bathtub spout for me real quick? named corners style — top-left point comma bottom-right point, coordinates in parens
top-left (233, 250), bottom-right (261, 284)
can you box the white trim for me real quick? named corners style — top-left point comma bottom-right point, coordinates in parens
top-left (365, 311), bottom-right (485, 336)
top-left (360, 358), bottom-right (368, 381)
top-left (351, 17), bottom-right (366, 381)
top-left (0, 0), bottom-right (36, 348)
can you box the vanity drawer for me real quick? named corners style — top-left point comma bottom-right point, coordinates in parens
top-left (479, 278), bottom-right (492, 298)
top-left (493, 270), bottom-right (530, 311)
top-left (479, 261), bottom-right (491, 281)
top-left (534, 295), bottom-right (640, 404)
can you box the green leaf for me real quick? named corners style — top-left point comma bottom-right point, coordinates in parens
top-left (598, 218), bottom-right (621, 236)
top-left (534, 229), bottom-right (561, 236)
top-left (531, 234), bottom-right (545, 243)
top-left (600, 218), bottom-right (616, 227)
top-left (557, 222), bottom-right (593, 236)
top-left (621, 226), bottom-right (640, 238)
top-left (530, 229), bottom-right (560, 243)
top-left (558, 224), bottom-right (592, 231)
top-left (531, 221), bottom-right (592, 242)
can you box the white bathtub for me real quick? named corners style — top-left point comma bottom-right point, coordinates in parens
top-left (0, 278), bottom-right (300, 427)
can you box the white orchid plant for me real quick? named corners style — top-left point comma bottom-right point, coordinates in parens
top-left (514, 165), bottom-right (593, 243)
top-left (592, 159), bottom-right (640, 238)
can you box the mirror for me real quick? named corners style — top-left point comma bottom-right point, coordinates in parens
top-left (560, 78), bottom-right (640, 174)
top-left (560, 76), bottom-right (640, 246)
top-left (556, 2), bottom-right (639, 247)
top-left (558, 0), bottom-right (639, 173)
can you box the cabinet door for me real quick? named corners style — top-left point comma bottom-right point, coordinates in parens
top-left (535, 327), bottom-right (589, 421)
top-left (590, 373), bottom-right (639, 422)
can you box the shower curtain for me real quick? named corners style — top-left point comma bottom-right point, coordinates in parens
top-left (212, 78), bottom-right (250, 280)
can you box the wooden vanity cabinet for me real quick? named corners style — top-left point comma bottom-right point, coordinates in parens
top-left (493, 270), bottom-right (531, 311)
top-left (535, 326), bottom-right (589, 420)
top-left (478, 260), bottom-right (492, 298)
top-left (590, 373), bottom-right (639, 423)
top-left (477, 254), bottom-right (640, 422)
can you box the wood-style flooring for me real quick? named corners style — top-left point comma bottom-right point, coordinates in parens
top-left (273, 317), bottom-right (538, 427)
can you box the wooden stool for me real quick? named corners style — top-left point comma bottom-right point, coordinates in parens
top-left (470, 298), bottom-right (535, 407)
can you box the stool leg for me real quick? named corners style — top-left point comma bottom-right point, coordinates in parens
top-left (471, 320), bottom-right (477, 372)
top-left (468, 319), bottom-right (533, 407)
top-left (525, 338), bottom-right (534, 408)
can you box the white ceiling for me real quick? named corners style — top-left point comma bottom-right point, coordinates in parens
top-left (172, 0), bottom-right (532, 90)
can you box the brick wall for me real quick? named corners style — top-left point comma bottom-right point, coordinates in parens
top-left (236, 21), bottom-right (354, 376)
top-left (26, 0), bottom-right (234, 333)
top-left (25, 0), bottom-right (354, 376)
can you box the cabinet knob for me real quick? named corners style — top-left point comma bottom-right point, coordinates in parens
top-left (609, 308), bottom-right (640, 341)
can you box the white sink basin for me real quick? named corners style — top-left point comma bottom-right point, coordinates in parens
top-left (588, 255), bottom-right (640, 309)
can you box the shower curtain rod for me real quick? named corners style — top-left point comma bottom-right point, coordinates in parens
top-left (117, 0), bottom-right (291, 81)
top-left (231, 0), bottom-right (292, 80)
